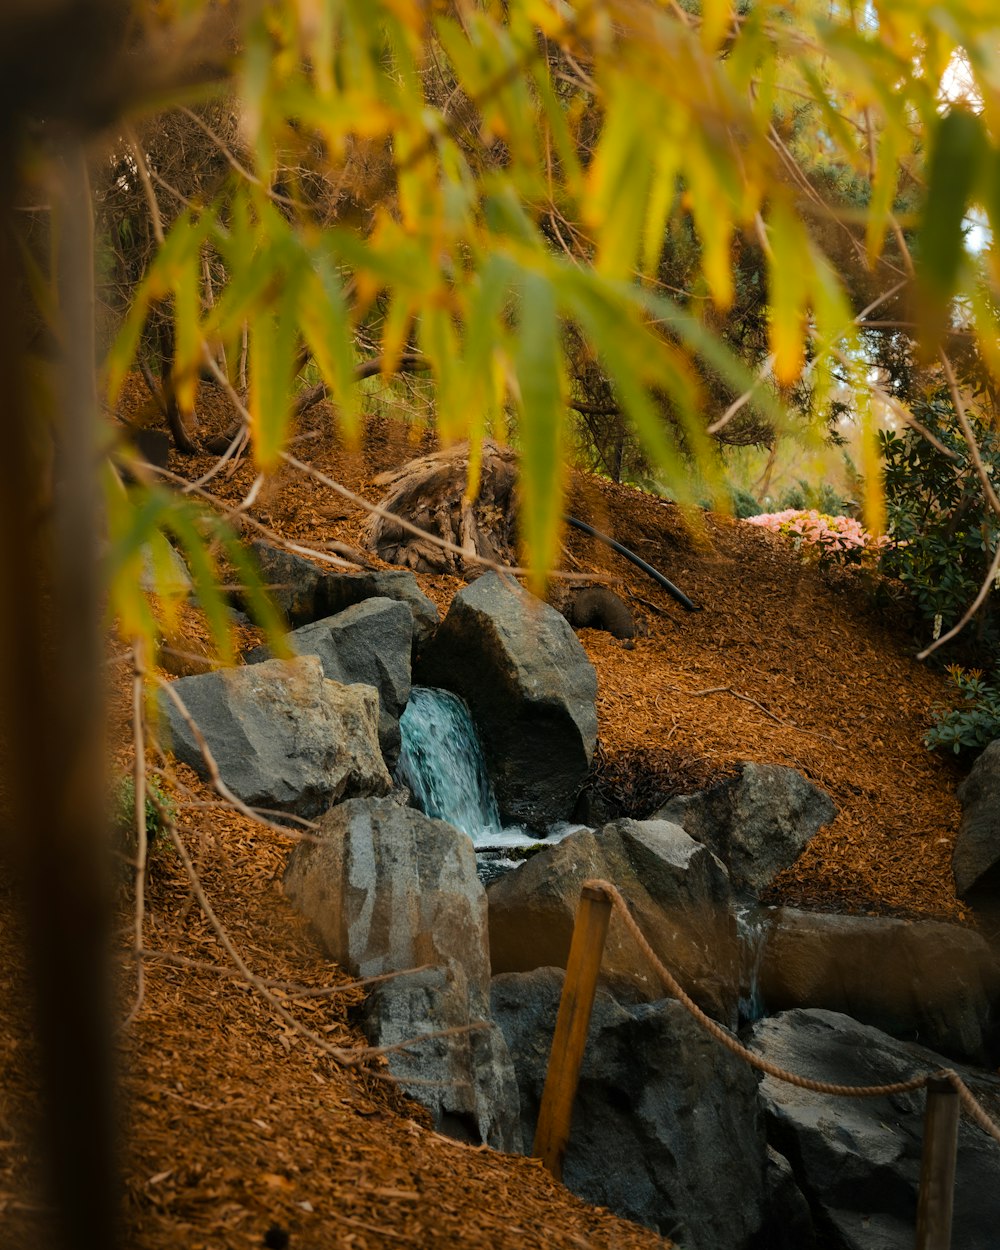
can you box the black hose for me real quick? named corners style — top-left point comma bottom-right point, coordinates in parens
top-left (564, 514), bottom-right (702, 612)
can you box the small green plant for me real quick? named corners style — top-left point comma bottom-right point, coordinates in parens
top-left (924, 666), bottom-right (1000, 755)
top-left (112, 773), bottom-right (175, 859)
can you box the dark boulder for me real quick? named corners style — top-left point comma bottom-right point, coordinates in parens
top-left (157, 655), bottom-right (390, 819)
top-left (655, 763), bottom-right (836, 898)
top-left (416, 570), bottom-right (598, 827)
top-left (487, 819), bottom-right (737, 1025)
top-left (561, 586), bottom-right (636, 640)
top-left (954, 739), bottom-right (1000, 897)
top-left (249, 540), bottom-right (440, 647)
top-left (283, 797), bottom-right (520, 1151)
top-left (491, 968), bottom-right (767, 1250)
top-left (750, 1008), bottom-right (1000, 1250)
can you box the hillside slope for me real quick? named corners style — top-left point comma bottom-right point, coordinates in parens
top-left (1, 385), bottom-right (969, 1247)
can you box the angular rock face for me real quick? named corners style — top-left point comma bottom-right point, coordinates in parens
top-left (487, 819), bottom-right (737, 1024)
top-left (249, 540), bottom-right (440, 647)
top-left (750, 1008), bottom-right (1000, 1250)
top-left (491, 969), bottom-right (767, 1250)
top-left (655, 763), bottom-right (836, 898)
top-left (246, 597), bottom-right (412, 767)
top-left (157, 655), bottom-right (391, 819)
top-left (759, 908), bottom-right (1000, 1064)
top-left (954, 740), bottom-right (1000, 897)
top-left (416, 570), bottom-right (598, 827)
top-left (283, 797), bottom-right (521, 1151)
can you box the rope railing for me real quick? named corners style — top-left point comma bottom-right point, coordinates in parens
top-left (532, 879), bottom-right (1000, 1250)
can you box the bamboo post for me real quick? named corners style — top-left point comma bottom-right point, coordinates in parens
top-left (532, 884), bottom-right (613, 1181)
top-left (915, 1076), bottom-right (960, 1250)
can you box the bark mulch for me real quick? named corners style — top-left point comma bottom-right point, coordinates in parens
top-left (0, 381), bottom-right (972, 1247)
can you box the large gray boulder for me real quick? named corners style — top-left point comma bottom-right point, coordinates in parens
top-left (491, 969), bottom-right (767, 1250)
top-left (283, 797), bottom-right (520, 1151)
top-left (246, 597), bottom-right (412, 766)
top-left (416, 571), bottom-right (598, 827)
top-left (750, 1008), bottom-right (1000, 1250)
top-left (158, 655), bottom-right (391, 819)
top-left (760, 908), bottom-right (1000, 1064)
top-left (487, 819), bottom-right (737, 1024)
top-left (954, 740), bottom-right (1000, 897)
top-left (655, 762), bottom-right (836, 898)
top-left (249, 540), bottom-right (440, 647)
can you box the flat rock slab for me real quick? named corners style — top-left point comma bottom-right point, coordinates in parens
top-left (491, 968), bottom-right (767, 1250)
top-left (487, 818), bottom-right (737, 1024)
top-left (760, 908), bottom-right (1000, 1064)
top-left (750, 1008), bottom-right (1000, 1250)
top-left (158, 654), bottom-right (391, 819)
top-left (283, 797), bottom-right (520, 1151)
top-left (416, 570), bottom-right (598, 827)
top-left (655, 762), bottom-right (836, 898)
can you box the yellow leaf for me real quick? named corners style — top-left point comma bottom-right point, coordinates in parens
top-left (767, 201), bottom-right (810, 385)
top-left (700, 0), bottom-right (732, 53)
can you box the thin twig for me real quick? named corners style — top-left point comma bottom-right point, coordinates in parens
top-left (917, 539), bottom-right (1000, 660)
top-left (707, 355), bottom-right (775, 436)
top-left (121, 639), bottom-right (149, 1029)
top-left (162, 816), bottom-right (360, 1064)
top-left (155, 676), bottom-right (323, 842)
top-left (133, 947), bottom-right (432, 998)
top-left (124, 125), bottom-right (164, 246)
top-left (939, 351), bottom-right (1000, 519)
top-left (665, 683), bottom-right (847, 749)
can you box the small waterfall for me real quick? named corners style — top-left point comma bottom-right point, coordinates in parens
top-left (398, 686), bottom-right (588, 886)
top-left (735, 905), bottom-right (773, 1025)
top-left (397, 686), bottom-right (502, 844)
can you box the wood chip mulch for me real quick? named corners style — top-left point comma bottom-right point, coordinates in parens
top-left (1, 380), bottom-right (973, 1246)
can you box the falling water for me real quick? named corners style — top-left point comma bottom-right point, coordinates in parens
top-left (397, 686), bottom-right (502, 843)
top-left (735, 905), bottom-right (773, 1024)
top-left (397, 687), bottom-right (584, 883)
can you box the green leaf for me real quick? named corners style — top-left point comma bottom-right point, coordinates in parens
top-left (299, 257), bottom-right (360, 444)
top-left (916, 108), bottom-right (985, 345)
top-left (514, 271), bottom-right (564, 591)
top-left (164, 507), bottom-right (235, 667)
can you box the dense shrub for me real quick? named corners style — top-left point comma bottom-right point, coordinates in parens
top-left (924, 667), bottom-right (1000, 755)
top-left (878, 398), bottom-right (1000, 654)
top-left (776, 478), bottom-right (851, 517)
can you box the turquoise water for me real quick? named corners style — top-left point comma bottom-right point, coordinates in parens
top-left (397, 686), bottom-right (503, 844)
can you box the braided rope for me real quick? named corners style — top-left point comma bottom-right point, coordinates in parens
top-left (944, 1070), bottom-right (1000, 1146)
top-left (585, 877), bottom-right (1000, 1132)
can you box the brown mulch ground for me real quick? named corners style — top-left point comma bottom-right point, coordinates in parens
top-left (0, 378), bottom-right (973, 1247)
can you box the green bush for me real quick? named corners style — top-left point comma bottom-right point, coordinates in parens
top-left (924, 666), bottom-right (1000, 755)
top-left (878, 396), bottom-right (1000, 654)
top-left (112, 773), bottom-right (175, 858)
top-left (776, 478), bottom-right (850, 517)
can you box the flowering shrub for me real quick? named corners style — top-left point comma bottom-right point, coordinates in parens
top-left (744, 509), bottom-right (886, 566)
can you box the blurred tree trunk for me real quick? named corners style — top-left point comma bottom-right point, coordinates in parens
top-left (0, 140), bottom-right (120, 1250)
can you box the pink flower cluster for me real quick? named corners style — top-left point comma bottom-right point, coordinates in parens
top-left (744, 509), bottom-right (887, 564)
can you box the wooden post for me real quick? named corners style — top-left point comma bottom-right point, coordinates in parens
top-left (915, 1076), bottom-right (960, 1250)
top-left (532, 884), bottom-right (613, 1181)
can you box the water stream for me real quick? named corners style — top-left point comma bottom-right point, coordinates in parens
top-left (735, 904), bottom-right (773, 1024)
top-left (397, 686), bottom-right (582, 881)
